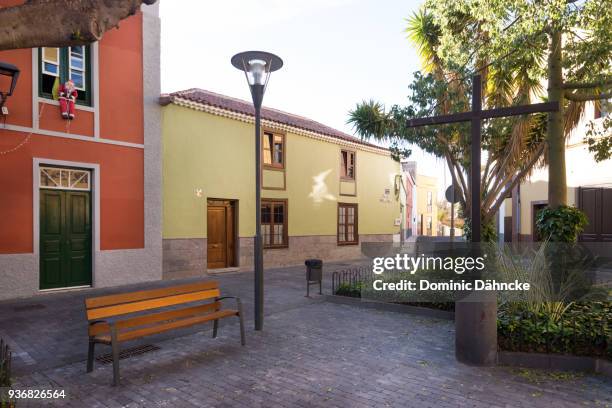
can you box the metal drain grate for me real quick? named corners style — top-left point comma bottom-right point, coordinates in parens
top-left (95, 344), bottom-right (160, 364)
top-left (13, 304), bottom-right (46, 312)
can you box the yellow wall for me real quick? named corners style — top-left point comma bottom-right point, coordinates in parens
top-left (162, 104), bottom-right (401, 239)
top-left (516, 182), bottom-right (577, 235)
top-left (416, 174), bottom-right (438, 236)
top-left (504, 197), bottom-right (512, 217)
top-left (511, 105), bottom-right (612, 236)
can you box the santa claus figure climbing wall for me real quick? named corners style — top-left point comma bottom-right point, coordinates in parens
top-left (58, 79), bottom-right (77, 120)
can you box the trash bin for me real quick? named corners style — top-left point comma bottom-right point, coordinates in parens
top-left (305, 259), bottom-right (323, 297)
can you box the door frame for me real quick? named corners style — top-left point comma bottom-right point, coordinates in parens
top-left (531, 200), bottom-right (548, 242)
top-left (33, 158), bottom-right (100, 290)
top-left (206, 198), bottom-right (238, 269)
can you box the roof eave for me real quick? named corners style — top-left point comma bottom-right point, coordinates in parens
top-left (162, 95), bottom-right (391, 155)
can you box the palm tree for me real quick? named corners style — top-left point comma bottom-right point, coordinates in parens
top-left (348, 9), bottom-right (547, 240)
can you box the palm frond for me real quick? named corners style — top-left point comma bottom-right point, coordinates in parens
top-left (347, 100), bottom-right (395, 141)
top-left (564, 99), bottom-right (585, 138)
top-left (405, 10), bottom-right (442, 73)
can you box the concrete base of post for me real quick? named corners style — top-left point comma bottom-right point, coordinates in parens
top-left (455, 294), bottom-right (497, 366)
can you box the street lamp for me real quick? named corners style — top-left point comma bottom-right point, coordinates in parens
top-left (231, 51), bottom-right (283, 331)
top-left (0, 61), bottom-right (20, 108)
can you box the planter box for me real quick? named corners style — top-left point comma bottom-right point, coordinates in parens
top-left (324, 294), bottom-right (455, 320)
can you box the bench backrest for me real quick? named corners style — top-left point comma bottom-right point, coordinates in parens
top-left (85, 281), bottom-right (220, 321)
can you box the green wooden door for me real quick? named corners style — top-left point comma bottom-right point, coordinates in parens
top-left (40, 190), bottom-right (92, 289)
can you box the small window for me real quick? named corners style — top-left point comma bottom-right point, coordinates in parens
top-left (39, 46), bottom-right (92, 106)
top-left (341, 150), bottom-right (356, 180)
top-left (426, 216), bottom-right (433, 236)
top-left (338, 203), bottom-right (358, 245)
top-left (42, 47), bottom-right (60, 76)
top-left (427, 191), bottom-right (433, 213)
top-left (41, 47), bottom-right (60, 97)
top-left (69, 46), bottom-right (86, 90)
top-left (40, 167), bottom-right (90, 191)
top-left (261, 200), bottom-right (288, 248)
top-left (263, 131), bottom-right (284, 169)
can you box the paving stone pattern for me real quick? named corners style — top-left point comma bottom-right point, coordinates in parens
top-left (1, 263), bottom-right (611, 407)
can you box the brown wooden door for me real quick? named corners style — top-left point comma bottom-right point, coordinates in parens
top-left (579, 187), bottom-right (612, 242)
top-left (503, 216), bottom-right (512, 243)
top-left (207, 200), bottom-right (236, 269)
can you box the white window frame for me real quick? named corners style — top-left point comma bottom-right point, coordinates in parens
top-left (39, 166), bottom-right (91, 191)
top-left (41, 47), bottom-right (60, 77)
top-left (69, 46), bottom-right (86, 91)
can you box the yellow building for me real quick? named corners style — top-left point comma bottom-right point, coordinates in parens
top-left (416, 174), bottom-right (438, 236)
top-left (160, 89), bottom-right (401, 278)
top-left (500, 101), bottom-right (612, 242)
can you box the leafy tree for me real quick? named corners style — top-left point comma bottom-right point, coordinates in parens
top-left (423, 0), bottom-right (612, 207)
top-left (349, 9), bottom-right (548, 240)
top-left (0, 0), bottom-right (158, 51)
top-left (349, 1), bottom-right (611, 242)
top-left (585, 101), bottom-right (612, 162)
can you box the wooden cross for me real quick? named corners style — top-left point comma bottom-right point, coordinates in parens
top-left (406, 74), bottom-right (559, 366)
top-left (406, 75), bottom-right (559, 242)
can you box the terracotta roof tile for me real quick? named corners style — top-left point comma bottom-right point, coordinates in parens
top-left (160, 88), bottom-right (386, 151)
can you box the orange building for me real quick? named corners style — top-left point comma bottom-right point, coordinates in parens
top-left (0, 2), bottom-right (162, 299)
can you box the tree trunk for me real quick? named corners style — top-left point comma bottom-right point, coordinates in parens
top-left (0, 0), bottom-right (157, 51)
top-left (547, 29), bottom-right (567, 208)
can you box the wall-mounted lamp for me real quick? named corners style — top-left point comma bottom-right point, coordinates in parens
top-left (0, 61), bottom-right (20, 109)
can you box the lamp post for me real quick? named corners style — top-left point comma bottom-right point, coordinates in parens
top-left (231, 51), bottom-right (283, 331)
top-left (0, 61), bottom-right (20, 108)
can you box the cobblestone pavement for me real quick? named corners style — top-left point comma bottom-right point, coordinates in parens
top-left (1, 264), bottom-right (611, 407)
top-left (0, 262), bottom-right (354, 376)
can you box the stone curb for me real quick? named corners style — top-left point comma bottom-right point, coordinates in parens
top-left (498, 351), bottom-right (612, 378)
top-left (323, 294), bottom-right (455, 320)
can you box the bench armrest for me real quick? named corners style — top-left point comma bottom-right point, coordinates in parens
top-left (216, 296), bottom-right (240, 301)
top-left (215, 296), bottom-right (243, 313)
top-left (87, 319), bottom-right (111, 338)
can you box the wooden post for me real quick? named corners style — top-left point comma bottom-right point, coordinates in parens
top-left (405, 75), bottom-right (558, 366)
top-left (454, 75), bottom-right (497, 366)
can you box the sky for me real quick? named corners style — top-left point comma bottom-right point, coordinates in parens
top-left (159, 0), bottom-right (448, 181)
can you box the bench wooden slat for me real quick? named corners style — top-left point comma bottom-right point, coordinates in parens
top-left (85, 281), bottom-right (220, 309)
top-left (84, 280), bottom-right (246, 386)
top-left (94, 309), bottom-right (238, 343)
top-left (86, 288), bottom-right (221, 320)
top-left (88, 302), bottom-right (222, 336)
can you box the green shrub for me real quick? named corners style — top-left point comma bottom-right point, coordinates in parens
top-left (495, 241), bottom-right (605, 322)
top-left (497, 302), bottom-right (611, 359)
top-left (536, 205), bottom-right (588, 243)
top-left (335, 282), bottom-right (363, 297)
top-left (334, 276), bottom-right (455, 311)
top-left (462, 218), bottom-right (497, 243)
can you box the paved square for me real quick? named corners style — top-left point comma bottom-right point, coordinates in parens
top-left (1, 264), bottom-right (611, 407)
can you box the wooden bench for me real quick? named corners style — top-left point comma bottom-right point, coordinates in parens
top-left (84, 281), bottom-right (245, 386)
